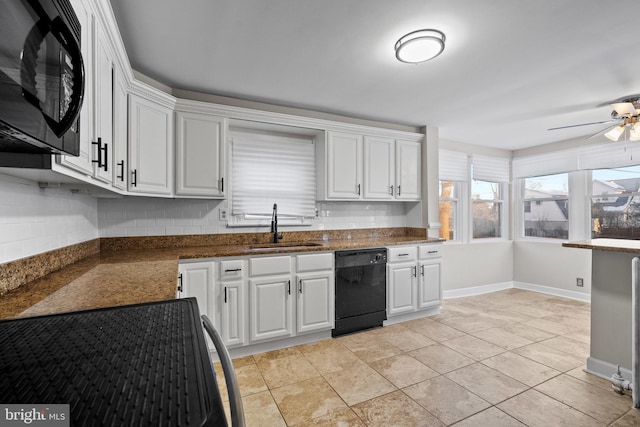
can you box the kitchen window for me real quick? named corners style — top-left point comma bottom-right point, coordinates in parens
top-left (522, 173), bottom-right (569, 239)
top-left (472, 179), bottom-right (504, 239)
top-left (591, 165), bottom-right (640, 239)
top-left (229, 131), bottom-right (316, 227)
top-left (438, 149), bottom-right (509, 242)
top-left (439, 180), bottom-right (459, 240)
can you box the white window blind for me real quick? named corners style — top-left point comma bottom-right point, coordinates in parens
top-left (579, 141), bottom-right (640, 170)
top-left (231, 134), bottom-right (316, 218)
top-left (513, 149), bottom-right (578, 178)
top-left (472, 155), bottom-right (510, 183)
top-left (439, 149), bottom-right (468, 181)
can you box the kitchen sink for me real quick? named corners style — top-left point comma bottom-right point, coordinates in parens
top-left (248, 242), bottom-right (324, 251)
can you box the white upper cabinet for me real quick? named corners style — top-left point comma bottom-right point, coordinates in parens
top-left (364, 136), bottom-right (395, 199)
top-left (128, 94), bottom-right (174, 195)
top-left (318, 131), bottom-right (422, 201)
top-left (395, 139), bottom-right (421, 200)
top-left (111, 68), bottom-right (128, 190)
top-left (91, 20), bottom-right (114, 183)
top-left (325, 131), bottom-right (363, 199)
top-left (175, 111), bottom-right (226, 198)
top-left (57, 0), bottom-right (94, 175)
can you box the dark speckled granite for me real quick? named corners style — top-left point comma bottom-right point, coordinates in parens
top-left (0, 228), bottom-right (441, 320)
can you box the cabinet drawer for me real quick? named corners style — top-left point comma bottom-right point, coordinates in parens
top-left (296, 252), bottom-right (333, 272)
top-left (388, 246), bottom-right (417, 262)
top-left (249, 255), bottom-right (292, 276)
top-left (220, 259), bottom-right (244, 279)
top-left (419, 245), bottom-right (442, 259)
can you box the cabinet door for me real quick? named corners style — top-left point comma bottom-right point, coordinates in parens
top-left (296, 271), bottom-right (334, 334)
top-left (92, 21), bottom-right (114, 183)
top-left (418, 260), bottom-right (441, 309)
top-left (387, 262), bottom-right (417, 316)
top-left (220, 280), bottom-right (246, 348)
top-left (363, 136), bottom-right (394, 199)
top-left (326, 132), bottom-right (362, 199)
top-left (129, 94), bottom-right (173, 195)
top-left (395, 140), bottom-right (421, 200)
top-left (178, 261), bottom-right (215, 349)
top-left (249, 275), bottom-right (293, 342)
top-left (175, 112), bottom-right (226, 197)
top-left (57, 0), bottom-right (93, 174)
top-left (112, 69), bottom-right (128, 190)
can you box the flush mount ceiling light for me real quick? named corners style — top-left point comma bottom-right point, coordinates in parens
top-left (395, 29), bottom-right (446, 64)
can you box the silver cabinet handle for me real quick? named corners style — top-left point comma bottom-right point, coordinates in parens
top-left (413, 266), bottom-right (417, 277)
top-left (224, 286), bottom-right (227, 303)
top-left (287, 280), bottom-right (291, 295)
top-left (399, 253), bottom-right (410, 257)
top-left (397, 185), bottom-right (401, 196)
top-left (224, 268), bottom-right (242, 272)
top-left (421, 265), bottom-right (425, 276)
top-left (299, 279), bottom-right (303, 294)
top-left (357, 183), bottom-right (361, 195)
top-left (390, 185), bottom-right (394, 195)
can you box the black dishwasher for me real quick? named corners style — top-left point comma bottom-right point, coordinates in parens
top-left (333, 248), bottom-right (387, 337)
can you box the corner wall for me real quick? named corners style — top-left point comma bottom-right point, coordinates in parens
top-left (0, 175), bottom-right (99, 264)
top-left (442, 241), bottom-right (513, 292)
top-left (513, 240), bottom-right (591, 297)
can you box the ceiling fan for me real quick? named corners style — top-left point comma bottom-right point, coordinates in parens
top-left (548, 97), bottom-right (640, 141)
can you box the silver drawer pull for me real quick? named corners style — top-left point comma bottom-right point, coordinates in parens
top-left (224, 268), bottom-right (242, 272)
top-left (428, 251), bottom-right (438, 254)
top-left (399, 253), bottom-right (410, 256)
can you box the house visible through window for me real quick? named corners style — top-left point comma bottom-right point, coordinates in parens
top-left (523, 173), bottom-right (569, 239)
top-left (591, 165), bottom-right (640, 239)
top-left (230, 131), bottom-right (316, 226)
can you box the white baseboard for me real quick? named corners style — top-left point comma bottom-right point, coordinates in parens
top-left (586, 356), bottom-right (630, 382)
top-left (443, 282), bottom-right (513, 299)
top-left (442, 280), bottom-right (591, 303)
top-left (513, 281), bottom-right (591, 303)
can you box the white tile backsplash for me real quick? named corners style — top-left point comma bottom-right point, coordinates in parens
top-left (0, 176), bottom-right (99, 263)
top-left (0, 171), bottom-right (418, 264)
top-left (98, 198), bottom-right (413, 237)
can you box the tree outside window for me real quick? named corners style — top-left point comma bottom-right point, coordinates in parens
top-left (472, 180), bottom-right (502, 238)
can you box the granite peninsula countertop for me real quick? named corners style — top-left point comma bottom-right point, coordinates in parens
top-left (563, 238), bottom-right (640, 254)
top-left (0, 232), bottom-right (442, 320)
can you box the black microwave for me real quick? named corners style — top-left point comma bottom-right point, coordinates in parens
top-left (0, 0), bottom-right (85, 156)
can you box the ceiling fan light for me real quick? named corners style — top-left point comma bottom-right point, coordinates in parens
top-left (611, 102), bottom-right (637, 116)
top-left (605, 125), bottom-right (625, 141)
top-left (395, 29), bottom-right (445, 64)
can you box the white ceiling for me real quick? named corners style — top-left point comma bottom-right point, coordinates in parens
top-left (108, 0), bottom-right (640, 151)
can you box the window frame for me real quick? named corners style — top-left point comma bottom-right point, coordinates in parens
top-left (471, 179), bottom-right (508, 241)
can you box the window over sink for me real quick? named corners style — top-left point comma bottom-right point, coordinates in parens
top-left (229, 129), bottom-right (316, 227)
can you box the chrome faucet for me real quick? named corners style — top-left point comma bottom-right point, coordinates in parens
top-left (271, 203), bottom-right (283, 243)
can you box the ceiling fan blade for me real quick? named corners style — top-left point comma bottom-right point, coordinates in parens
top-left (586, 124), bottom-right (618, 140)
top-left (548, 120), bottom-right (617, 131)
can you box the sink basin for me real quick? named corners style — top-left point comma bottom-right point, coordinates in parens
top-left (248, 242), bottom-right (324, 251)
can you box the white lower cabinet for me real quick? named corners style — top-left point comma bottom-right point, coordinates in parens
top-left (387, 244), bottom-right (442, 318)
top-left (295, 252), bottom-right (334, 334)
top-left (387, 261), bottom-right (417, 316)
top-left (177, 260), bottom-right (216, 349)
top-left (249, 275), bottom-right (294, 342)
top-left (219, 259), bottom-right (247, 348)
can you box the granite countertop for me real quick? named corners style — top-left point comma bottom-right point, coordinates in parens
top-left (0, 234), bottom-right (442, 320)
top-left (563, 238), bottom-right (640, 254)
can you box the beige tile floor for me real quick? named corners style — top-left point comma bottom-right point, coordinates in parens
top-left (214, 289), bottom-right (640, 426)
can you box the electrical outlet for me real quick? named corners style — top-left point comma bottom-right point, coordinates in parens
top-left (576, 277), bottom-right (584, 287)
top-left (219, 209), bottom-right (227, 221)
